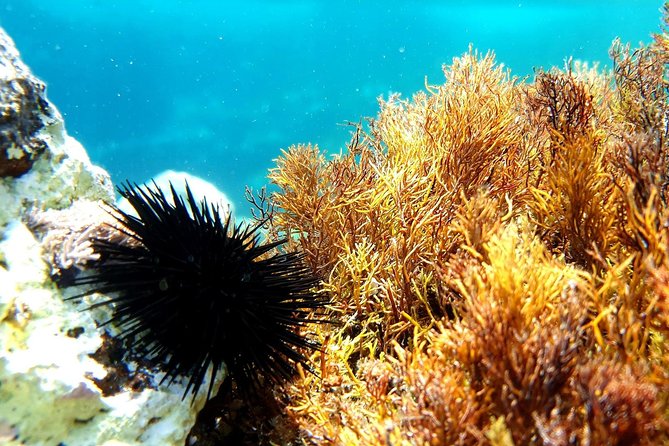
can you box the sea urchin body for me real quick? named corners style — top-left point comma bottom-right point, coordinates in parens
top-left (72, 181), bottom-right (329, 400)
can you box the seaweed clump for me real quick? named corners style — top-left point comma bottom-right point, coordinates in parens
top-left (227, 6), bottom-right (669, 445)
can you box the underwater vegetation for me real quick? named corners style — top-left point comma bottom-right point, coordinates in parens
top-left (216, 5), bottom-right (669, 446)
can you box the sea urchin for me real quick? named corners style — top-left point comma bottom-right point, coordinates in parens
top-left (72, 181), bottom-right (329, 400)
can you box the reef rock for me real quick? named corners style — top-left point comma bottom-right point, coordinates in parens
top-left (0, 28), bottom-right (211, 446)
top-left (0, 28), bottom-right (112, 226)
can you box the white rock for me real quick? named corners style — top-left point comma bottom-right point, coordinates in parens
top-left (0, 222), bottom-right (220, 446)
top-left (0, 26), bottom-right (114, 228)
top-left (116, 169), bottom-right (233, 216)
top-left (0, 28), bottom-right (221, 446)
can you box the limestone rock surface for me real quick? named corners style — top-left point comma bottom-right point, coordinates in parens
top-left (0, 27), bottom-right (213, 446)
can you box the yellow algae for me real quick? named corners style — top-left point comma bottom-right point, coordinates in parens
top-left (220, 7), bottom-right (669, 445)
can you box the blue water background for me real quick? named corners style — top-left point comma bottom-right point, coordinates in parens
top-left (0, 1), bottom-right (663, 218)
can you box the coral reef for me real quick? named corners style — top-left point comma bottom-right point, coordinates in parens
top-left (224, 6), bottom-right (669, 445)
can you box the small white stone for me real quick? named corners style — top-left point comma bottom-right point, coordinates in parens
top-left (116, 169), bottom-right (233, 216)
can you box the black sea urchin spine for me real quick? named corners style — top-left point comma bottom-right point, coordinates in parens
top-left (72, 180), bottom-right (330, 400)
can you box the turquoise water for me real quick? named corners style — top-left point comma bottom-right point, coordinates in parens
top-left (0, 1), bottom-right (663, 217)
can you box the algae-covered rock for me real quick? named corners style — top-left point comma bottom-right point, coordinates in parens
top-left (0, 222), bottom-right (213, 446)
top-left (0, 27), bottom-right (212, 446)
top-left (0, 28), bottom-right (113, 229)
top-left (0, 28), bottom-right (49, 178)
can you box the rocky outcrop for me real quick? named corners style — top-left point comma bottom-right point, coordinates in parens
top-left (0, 28), bottom-right (214, 446)
top-left (0, 29), bottom-right (51, 178)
